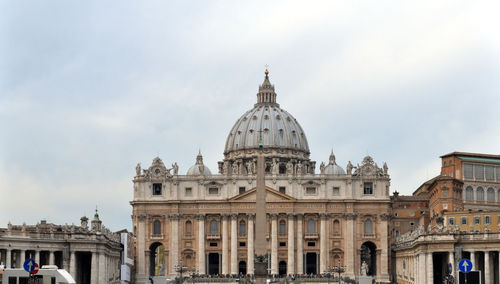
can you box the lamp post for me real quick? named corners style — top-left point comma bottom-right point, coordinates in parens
top-left (174, 260), bottom-right (189, 284)
top-left (331, 260), bottom-right (346, 284)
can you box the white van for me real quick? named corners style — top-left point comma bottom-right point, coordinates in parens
top-left (1, 265), bottom-right (76, 284)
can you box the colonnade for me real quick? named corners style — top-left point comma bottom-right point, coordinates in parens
top-left (402, 249), bottom-right (500, 284)
top-left (0, 248), bottom-right (112, 284)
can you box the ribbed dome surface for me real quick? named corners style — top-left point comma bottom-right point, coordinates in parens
top-left (224, 106), bottom-right (309, 154)
top-left (324, 164), bottom-right (345, 175)
top-left (224, 70), bottom-right (309, 156)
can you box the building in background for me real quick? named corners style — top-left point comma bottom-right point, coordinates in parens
top-left (392, 152), bottom-right (500, 284)
top-left (131, 71), bottom-right (392, 283)
top-left (0, 210), bottom-right (123, 284)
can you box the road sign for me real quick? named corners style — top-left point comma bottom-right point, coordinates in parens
top-left (23, 258), bottom-right (35, 273)
top-left (32, 263), bottom-right (39, 274)
top-left (459, 259), bottom-right (472, 273)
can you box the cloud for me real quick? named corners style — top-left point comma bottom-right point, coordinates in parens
top-left (1, 1), bottom-right (499, 230)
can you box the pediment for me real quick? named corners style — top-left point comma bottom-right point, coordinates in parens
top-left (229, 187), bottom-right (296, 202)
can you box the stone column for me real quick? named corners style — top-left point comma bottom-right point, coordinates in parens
top-left (343, 213), bottom-right (357, 278)
top-left (379, 213), bottom-right (390, 280)
top-left (484, 251), bottom-right (490, 284)
top-left (426, 252), bottom-right (433, 284)
top-left (287, 214), bottom-right (295, 275)
top-left (418, 252), bottom-right (426, 284)
top-left (319, 213), bottom-right (327, 273)
top-left (91, 251), bottom-right (98, 284)
top-left (414, 255), bottom-right (418, 284)
top-left (35, 250), bottom-right (40, 265)
top-left (6, 249), bottom-right (11, 268)
top-left (19, 250), bottom-right (26, 266)
top-left (197, 214), bottom-right (206, 275)
top-left (296, 214), bottom-right (303, 274)
top-left (247, 214), bottom-right (255, 275)
top-left (137, 214), bottom-right (147, 278)
top-left (169, 214), bottom-right (180, 276)
top-left (231, 214), bottom-right (238, 275)
top-left (271, 214), bottom-right (278, 275)
top-left (448, 251), bottom-right (454, 278)
top-left (470, 250), bottom-right (476, 271)
top-left (99, 252), bottom-right (106, 283)
top-left (49, 251), bottom-right (55, 265)
top-left (222, 214), bottom-right (229, 275)
top-left (70, 251), bottom-right (76, 279)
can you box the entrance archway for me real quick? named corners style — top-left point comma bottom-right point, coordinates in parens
top-left (239, 261), bottom-right (247, 275)
top-left (279, 261), bottom-right (287, 275)
top-left (208, 253), bottom-right (220, 275)
top-left (305, 252), bottom-right (318, 274)
top-left (149, 242), bottom-right (166, 276)
top-left (360, 241), bottom-right (376, 276)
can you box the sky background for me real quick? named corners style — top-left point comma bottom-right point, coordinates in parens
top-left (1, 1), bottom-right (499, 231)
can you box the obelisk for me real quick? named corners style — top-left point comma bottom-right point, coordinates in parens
top-left (254, 130), bottom-right (268, 284)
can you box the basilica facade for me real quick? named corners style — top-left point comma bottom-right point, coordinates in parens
top-left (131, 71), bottom-right (392, 283)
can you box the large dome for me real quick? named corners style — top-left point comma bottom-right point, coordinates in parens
top-left (224, 70), bottom-right (310, 159)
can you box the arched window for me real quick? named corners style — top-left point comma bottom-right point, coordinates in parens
top-left (210, 220), bottom-right (218, 235)
top-left (477, 187), bottom-right (484, 201)
top-left (153, 220), bottom-right (161, 235)
top-left (487, 187), bottom-right (495, 202)
top-left (333, 220), bottom-right (340, 235)
top-left (364, 219), bottom-right (373, 235)
top-left (307, 219), bottom-right (315, 234)
top-left (185, 220), bottom-right (192, 236)
top-left (466, 186), bottom-right (474, 200)
top-left (279, 220), bottom-right (286, 235)
top-left (239, 220), bottom-right (246, 236)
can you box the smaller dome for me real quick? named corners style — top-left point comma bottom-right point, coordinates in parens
top-left (323, 150), bottom-right (345, 175)
top-left (186, 151), bottom-right (212, 176)
top-left (324, 164), bottom-right (346, 175)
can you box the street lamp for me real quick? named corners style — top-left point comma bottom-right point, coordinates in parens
top-left (174, 260), bottom-right (189, 284)
top-left (331, 259), bottom-right (346, 284)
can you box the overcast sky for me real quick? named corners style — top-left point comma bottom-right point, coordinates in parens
top-left (1, 1), bottom-right (499, 231)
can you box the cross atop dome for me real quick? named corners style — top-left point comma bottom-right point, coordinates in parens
top-left (256, 68), bottom-right (278, 106)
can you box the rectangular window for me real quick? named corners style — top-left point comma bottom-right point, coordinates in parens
top-left (409, 212), bottom-right (415, 217)
top-left (443, 204), bottom-right (448, 210)
top-left (279, 242), bottom-right (286, 247)
top-left (307, 242), bottom-right (316, 247)
top-left (209, 242), bottom-right (218, 247)
top-left (485, 216), bottom-right (491, 224)
top-left (239, 242), bottom-right (246, 247)
top-left (442, 189), bottom-right (448, 197)
top-left (474, 165), bottom-right (484, 180)
top-left (279, 187), bottom-right (286, 194)
top-left (485, 166), bottom-right (494, 180)
top-left (239, 187), bottom-right (246, 195)
top-left (463, 164), bottom-right (473, 179)
top-left (448, 218), bottom-right (455, 225)
top-left (305, 187), bottom-right (316, 195)
top-left (364, 182), bottom-right (373, 195)
top-left (497, 215), bottom-right (500, 224)
top-left (461, 217), bottom-right (467, 225)
top-left (497, 167), bottom-right (500, 181)
top-left (153, 183), bottom-right (162, 195)
top-left (209, 187), bottom-right (219, 195)
top-left (185, 187), bottom-right (192, 196)
top-left (474, 216), bottom-right (481, 225)
top-left (333, 187), bottom-right (340, 196)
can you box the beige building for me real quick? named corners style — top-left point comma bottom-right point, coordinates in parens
top-left (131, 71), bottom-right (392, 283)
top-left (0, 211), bottom-right (122, 284)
